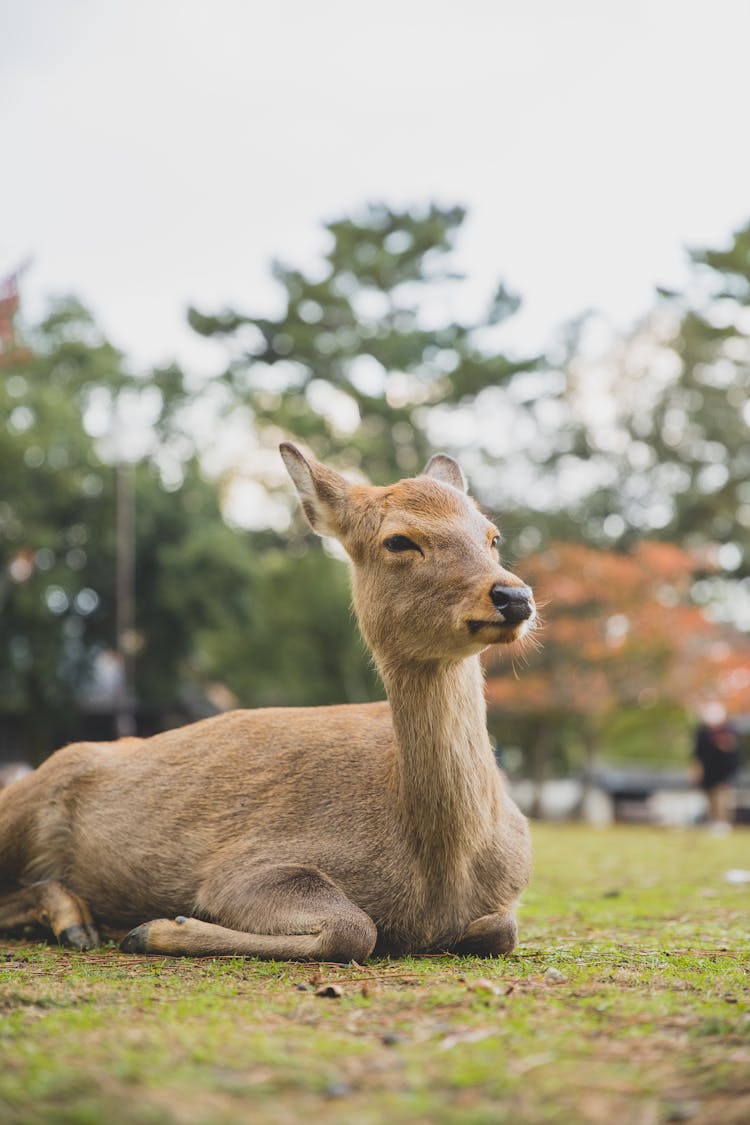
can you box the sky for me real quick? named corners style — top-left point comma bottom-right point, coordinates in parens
top-left (3, 0), bottom-right (750, 377)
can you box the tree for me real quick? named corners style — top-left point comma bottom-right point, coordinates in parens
top-left (553, 222), bottom-right (750, 570)
top-left (1, 299), bottom-right (127, 755)
top-left (188, 202), bottom-right (538, 484)
top-left (0, 299), bottom-right (259, 760)
top-left (643, 223), bottom-right (750, 586)
top-left (486, 540), bottom-right (750, 803)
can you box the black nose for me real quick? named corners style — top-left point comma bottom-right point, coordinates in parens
top-left (489, 584), bottom-right (534, 623)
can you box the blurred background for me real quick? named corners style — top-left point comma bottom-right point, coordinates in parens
top-left (2, 0), bottom-right (749, 824)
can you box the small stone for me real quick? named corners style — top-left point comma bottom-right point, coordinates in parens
top-left (296, 982), bottom-right (311, 991)
top-left (324, 1081), bottom-right (353, 1098)
top-left (543, 967), bottom-right (565, 984)
top-left (382, 1033), bottom-right (405, 1046)
top-left (665, 1101), bottom-right (698, 1122)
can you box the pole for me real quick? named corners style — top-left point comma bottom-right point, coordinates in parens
top-left (115, 460), bottom-right (137, 737)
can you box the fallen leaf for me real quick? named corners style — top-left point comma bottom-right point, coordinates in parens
top-left (510, 1051), bottom-right (555, 1075)
top-left (466, 977), bottom-right (502, 996)
top-left (440, 1028), bottom-right (496, 1051)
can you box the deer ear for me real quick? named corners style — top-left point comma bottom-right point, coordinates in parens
top-left (422, 453), bottom-right (468, 493)
top-left (280, 442), bottom-right (352, 538)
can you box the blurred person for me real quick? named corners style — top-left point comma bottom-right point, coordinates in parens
top-left (691, 703), bottom-right (740, 833)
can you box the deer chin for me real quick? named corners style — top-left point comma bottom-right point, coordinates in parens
top-left (466, 619), bottom-right (530, 645)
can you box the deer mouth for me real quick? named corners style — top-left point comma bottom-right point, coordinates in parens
top-left (467, 619), bottom-right (528, 642)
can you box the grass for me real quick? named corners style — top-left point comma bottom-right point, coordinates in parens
top-left (1, 824), bottom-right (749, 1125)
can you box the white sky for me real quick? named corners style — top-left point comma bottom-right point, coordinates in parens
top-left (3, 0), bottom-right (750, 376)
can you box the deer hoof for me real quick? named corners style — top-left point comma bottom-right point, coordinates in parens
top-left (454, 913), bottom-right (518, 956)
top-left (120, 923), bottom-right (152, 953)
top-left (58, 923), bottom-right (100, 951)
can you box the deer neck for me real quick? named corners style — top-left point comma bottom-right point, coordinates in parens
top-left (381, 655), bottom-right (500, 876)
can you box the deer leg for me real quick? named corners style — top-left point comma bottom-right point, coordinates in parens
top-left (0, 882), bottom-right (99, 950)
top-left (120, 863), bottom-right (377, 961)
top-left (451, 912), bottom-right (518, 956)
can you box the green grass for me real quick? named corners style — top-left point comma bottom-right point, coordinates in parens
top-left (2, 825), bottom-right (749, 1124)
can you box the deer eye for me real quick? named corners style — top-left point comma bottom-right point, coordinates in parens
top-left (383, 535), bottom-right (422, 554)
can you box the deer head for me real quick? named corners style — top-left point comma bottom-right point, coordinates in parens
top-left (281, 443), bottom-right (535, 667)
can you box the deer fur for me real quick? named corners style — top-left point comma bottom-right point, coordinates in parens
top-left (0, 444), bottom-right (535, 960)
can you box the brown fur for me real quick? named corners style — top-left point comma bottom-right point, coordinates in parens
top-left (0, 444), bottom-right (535, 959)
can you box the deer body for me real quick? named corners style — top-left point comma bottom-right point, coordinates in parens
top-left (0, 445), bottom-right (535, 959)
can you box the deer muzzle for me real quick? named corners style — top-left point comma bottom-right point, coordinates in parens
top-left (489, 584), bottom-right (534, 624)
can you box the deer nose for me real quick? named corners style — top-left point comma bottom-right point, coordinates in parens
top-left (489, 584), bottom-right (534, 623)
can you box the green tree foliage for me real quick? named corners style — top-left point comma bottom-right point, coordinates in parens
top-left (648, 223), bottom-right (750, 572)
top-left (565, 223), bottom-right (750, 573)
top-left (1, 300), bottom-right (124, 754)
top-left (0, 300), bottom-right (258, 760)
top-left (201, 544), bottom-right (378, 709)
top-left (188, 202), bottom-right (537, 482)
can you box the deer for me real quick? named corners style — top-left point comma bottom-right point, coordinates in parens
top-left (0, 443), bottom-right (536, 961)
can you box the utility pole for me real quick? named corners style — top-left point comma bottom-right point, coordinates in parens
top-left (115, 459), bottom-right (137, 737)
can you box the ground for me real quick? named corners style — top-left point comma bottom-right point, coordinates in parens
top-left (1, 824), bottom-right (748, 1125)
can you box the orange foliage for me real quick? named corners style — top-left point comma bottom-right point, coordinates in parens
top-left (487, 541), bottom-right (750, 720)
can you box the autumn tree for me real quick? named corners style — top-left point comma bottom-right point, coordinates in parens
top-left (486, 540), bottom-right (750, 802)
